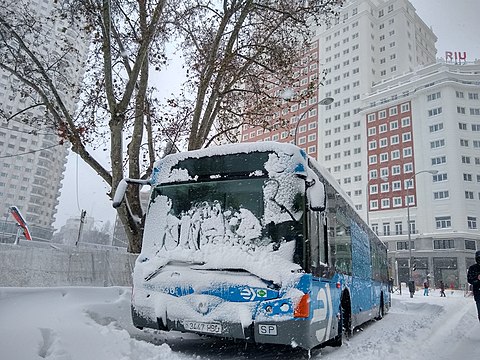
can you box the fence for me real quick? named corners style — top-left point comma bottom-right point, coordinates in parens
top-left (0, 241), bottom-right (137, 287)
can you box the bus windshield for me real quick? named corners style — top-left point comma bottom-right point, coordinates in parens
top-left (142, 176), bottom-right (306, 283)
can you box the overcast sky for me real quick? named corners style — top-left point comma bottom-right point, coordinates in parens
top-left (410, 0), bottom-right (480, 60)
top-left (52, 0), bottom-right (480, 231)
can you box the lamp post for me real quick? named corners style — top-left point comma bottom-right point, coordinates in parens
top-left (293, 97), bottom-right (334, 145)
top-left (365, 176), bottom-right (388, 226)
top-left (406, 169), bottom-right (438, 289)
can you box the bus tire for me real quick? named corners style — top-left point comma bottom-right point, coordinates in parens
top-left (341, 292), bottom-right (352, 338)
top-left (328, 292), bottom-right (351, 347)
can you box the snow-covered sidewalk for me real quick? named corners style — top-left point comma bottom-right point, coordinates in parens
top-left (0, 287), bottom-right (478, 360)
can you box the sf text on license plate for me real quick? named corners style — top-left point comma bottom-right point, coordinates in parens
top-left (184, 321), bottom-right (222, 334)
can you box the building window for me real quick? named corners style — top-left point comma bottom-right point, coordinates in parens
top-left (434, 239), bottom-right (455, 249)
top-left (430, 139), bottom-right (445, 149)
top-left (427, 92), bottom-right (441, 101)
top-left (429, 123), bottom-right (444, 132)
top-left (465, 240), bottom-right (477, 250)
top-left (428, 107), bottom-right (443, 117)
top-left (462, 156), bottom-right (471, 164)
top-left (403, 163), bottom-right (413, 173)
top-left (431, 156), bottom-right (447, 166)
top-left (434, 191), bottom-right (449, 200)
top-left (403, 147), bottom-right (412, 157)
top-left (381, 198), bottom-right (390, 209)
top-left (393, 197), bottom-right (402, 207)
top-left (383, 223), bottom-right (390, 235)
top-left (435, 216), bottom-right (452, 229)
top-left (395, 222), bottom-right (403, 235)
top-left (401, 103), bottom-right (410, 113)
top-left (468, 216), bottom-right (478, 229)
top-left (397, 241), bottom-right (414, 250)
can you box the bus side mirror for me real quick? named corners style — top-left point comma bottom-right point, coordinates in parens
top-left (306, 179), bottom-right (326, 211)
top-left (112, 178), bottom-right (151, 208)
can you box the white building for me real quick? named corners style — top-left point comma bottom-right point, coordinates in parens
top-left (0, 0), bottom-right (88, 241)
top-left (316, 0), bottom-right (437, 217)
top-left (365, 61), bottom-right (480, 289)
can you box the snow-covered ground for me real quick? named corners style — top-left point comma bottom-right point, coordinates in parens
top-left (0, 287), bottom-right (478, 360)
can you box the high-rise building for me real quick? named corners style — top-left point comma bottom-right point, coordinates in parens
top-left (240, 0), bottom-right (480, 288)
top-left (0, 0), bottom-right (88, 242)
top-left (242, 0), bottom-right (437, 211)
top-left (365, 61), bottom-right (480, 289)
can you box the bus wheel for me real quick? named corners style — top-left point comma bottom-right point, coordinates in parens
top-left (328, 295), bottom-right (350, 347)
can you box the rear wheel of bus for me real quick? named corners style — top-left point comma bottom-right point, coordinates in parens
top-left (328, 291), bottom-right (351, 347)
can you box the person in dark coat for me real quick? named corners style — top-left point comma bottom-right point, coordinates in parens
top-left (423, 280), bottom-right (429, 296)
top-left (467, 250), bottom-right (480, 322)
top-left (439, 280), bottom-right (446, 297)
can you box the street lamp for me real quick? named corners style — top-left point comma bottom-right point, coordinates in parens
top-left (365, 175), bottom-right (388, 226)
top-left (406, 169), bottom-right (438, 287)
top-left (293, 97), bottom-right (334, 145)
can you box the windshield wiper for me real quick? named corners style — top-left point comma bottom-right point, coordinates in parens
top-left (144, 261), bottom-right (205, 281)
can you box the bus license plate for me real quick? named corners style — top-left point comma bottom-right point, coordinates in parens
top-left (259, 324), bottom-right (277, 336)
top-left (184, 321), bottom-right (222, 334)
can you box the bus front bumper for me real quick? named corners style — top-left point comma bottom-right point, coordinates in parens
top-left (131, 306), bottom-right (319, 349)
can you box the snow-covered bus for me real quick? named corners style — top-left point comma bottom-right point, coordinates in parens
top-left (114, 142), bottom-right (390, 350)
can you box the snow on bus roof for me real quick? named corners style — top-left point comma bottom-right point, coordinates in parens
top-left (152, 141), bottom-right (355, 210)
top-left (152, 142), bottom-right (307, 182)
top-left (155, 142), bottom-right (303, 166)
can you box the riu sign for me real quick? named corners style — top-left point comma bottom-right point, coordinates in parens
top-left (445, 51), bottom-right (467, 64)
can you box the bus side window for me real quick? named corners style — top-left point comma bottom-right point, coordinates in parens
top-left (308, 210), bottom-right (328, 277)
top-left (333, 210), bottom-right (352, 275)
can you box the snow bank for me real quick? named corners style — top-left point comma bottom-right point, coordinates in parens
top-left (1, 287), bottom-right (479, 359)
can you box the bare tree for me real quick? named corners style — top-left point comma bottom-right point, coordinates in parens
top-left (165, 0), bottom-right (342, 150)
top-left (0, 0), bottom-right (169, 253)
top-left (0, 0), bottom-right (342, 253)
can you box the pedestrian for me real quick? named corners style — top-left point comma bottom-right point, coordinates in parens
top-left (423, 280), bottom-right (429, 296)
top-left (467, 250), bottom-right (480, 322)
top-left (439, 280), bottom-right (446, 297)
